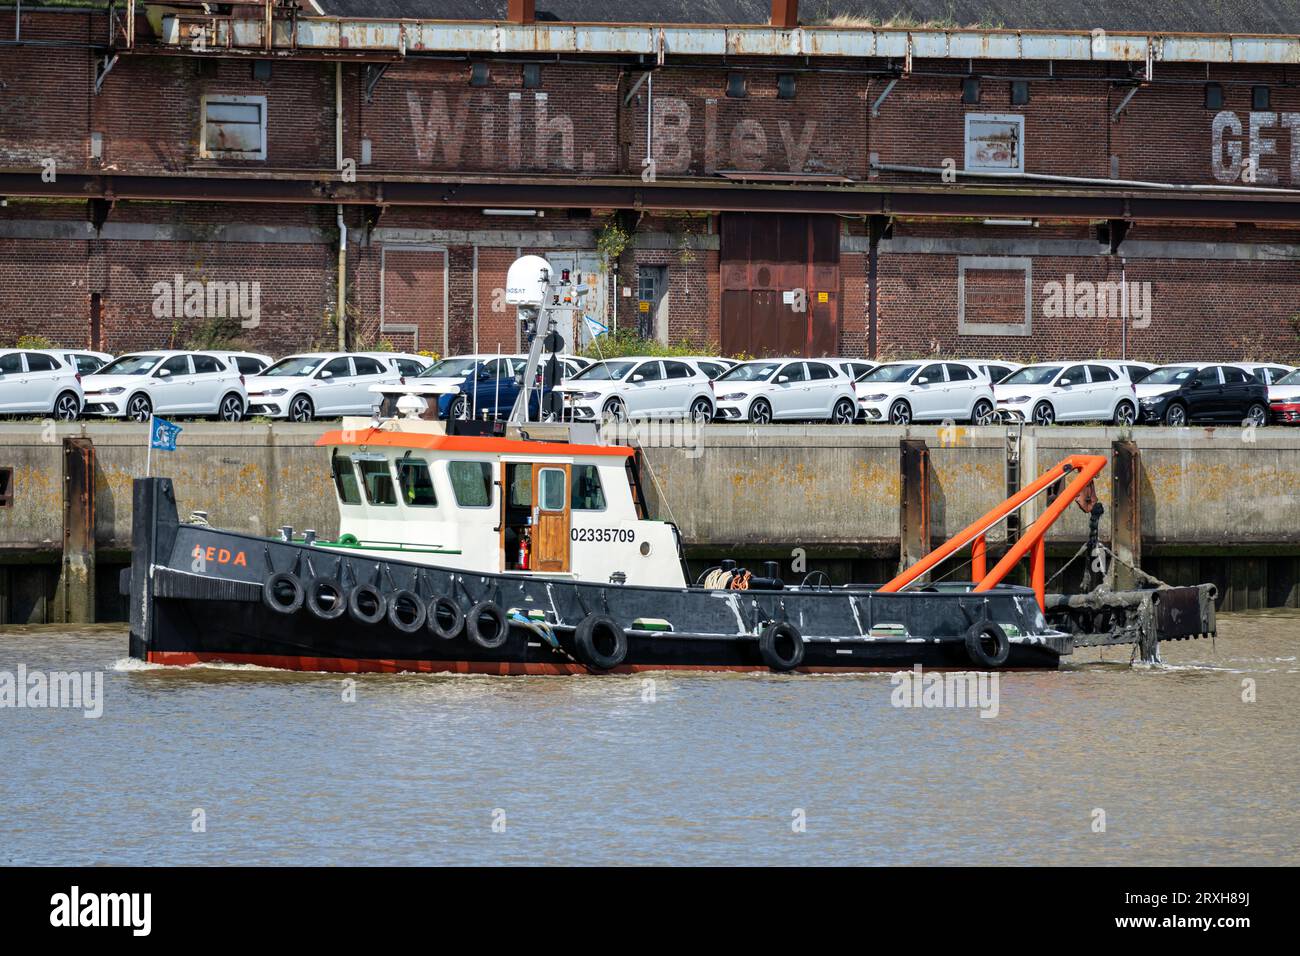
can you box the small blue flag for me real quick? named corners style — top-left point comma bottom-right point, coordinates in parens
top-left (150, 417), bottom-right (182, 452)
top-left (584, 315), bottom-right (609, 339)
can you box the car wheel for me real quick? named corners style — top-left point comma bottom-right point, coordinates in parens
top-left (219, 393), bottom-right (245, 422)
top-left (450, 395), bottom-right (469, 420)
top-left (888, 400), bottom-right (912, 425)
top-left (1246, 403), bottom-right (1268, 427)
top-left (1163, 403), bottom-right (1187, 427)
top-left (831, 398), bottom-right (856, 424)
top-left (1112, 401), bottom-right (1136, 427)
top-left (53, 391), bottom-right (80, 421)
top-left (1032, 401), bottom-right (1055, 426)
top-left (689, 397), bottom-right (713, 423)
top-left (749, 398), bottom-right (773, 425)
top-left (126, 394), bottom-right (152, 423)
top-left (602, 398), bottom-right (626, 423)
top-left (970, 399), bottom-right (995, 425)
top-left (288, 395), bottom-right (314, 423)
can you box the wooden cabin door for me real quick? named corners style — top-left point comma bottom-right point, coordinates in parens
top-left (530, 463), bottom-right (571, 573)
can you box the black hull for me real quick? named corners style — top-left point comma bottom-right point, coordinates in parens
top-left (128, 478), bottom-right (1068, 674)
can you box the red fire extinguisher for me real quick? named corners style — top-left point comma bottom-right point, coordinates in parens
top-left (518, 532), bottom-right (531, 570)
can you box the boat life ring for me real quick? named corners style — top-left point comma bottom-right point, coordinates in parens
top-left (305, 576), bottom-right (346, 620)
top-left (964, 621), bottom-right (1011, 668)
top-left (574, 614), bottom-right (628, 671)
top-left (427, 596), bottom-right (465, 640)
top-left (347, 583), bottom-right (387, 626)
top-left (386, 589), bottom-right (427, 634)
top-left (758, 622), bottom-right (804, 672)
top-left (262, 571), bottom-right (304, 615)
top-left (466, 601), bottom-right (510, 649)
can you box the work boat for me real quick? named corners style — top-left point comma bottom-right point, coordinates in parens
top-left (126, 257), bottom-right (1215, 674)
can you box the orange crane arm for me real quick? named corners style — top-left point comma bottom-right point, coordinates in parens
top-left (879, 453), bottom-right (1108, 612)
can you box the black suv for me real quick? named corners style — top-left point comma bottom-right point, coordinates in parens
top-left (1138, 364), bottom-right (1269, 426)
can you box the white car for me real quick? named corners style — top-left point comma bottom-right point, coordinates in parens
top-left (245, 352), bottom-right (405, 421)
top-left (830, 358), bottom-right (876, 383)
top-left (556, 356), bottom-right (715, 422)
top-left (1235, 361), bottom-right (1295, 386)
top-left (208, 350), bottom-right (274, 377)
top-left (42, 349), bottom-right (114, 376)
top-left (960, 360), bottom-right (1021, 384)
top-left (0, 348), bottom-right (84, 419)
top-left (680, 356), bottom-right (739, 379)
top-left (994, 362), bottom-right (1137, 426)
top-left (711, 358), bottom-right (857, 424)
top-left (359, 352), bottom-right (434, 378)
top-left (82, 350), bottom-right (248, 421)
top-left (1268, 369), bottom-right (1300, 424)
top-left (855, 361), bottom-right (997, 425)
top-left (1091, 359), bottom-right (1155, 383)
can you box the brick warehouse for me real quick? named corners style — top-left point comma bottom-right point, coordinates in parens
top-left (1, 0), bottom-right (1299, 363)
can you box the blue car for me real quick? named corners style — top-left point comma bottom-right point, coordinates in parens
top-left (416, 355), bottom-right (567, 421)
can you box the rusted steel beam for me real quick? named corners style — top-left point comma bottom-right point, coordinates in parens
top-left (507, 0), bottom-right (536, 26)
top-left (58, 436), bottom-right (97, 624)
top-left (770, 0), bottom-right (799, 30)
top-left (3, 171), bottom-right (1300, 223)
top-left (898, 439), bottom-right (930, 578)
top-left (1111, 439), bottom-right (1142, 591)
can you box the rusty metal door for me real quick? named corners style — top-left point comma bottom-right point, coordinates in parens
top-left (720, 213), bottom-right (840, 357)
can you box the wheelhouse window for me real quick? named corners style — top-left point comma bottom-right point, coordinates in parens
top-left (538, 468), bottom-right (566, 511)
top-left (397, 458), bottom-right (437, 507)
top-left (448, 460), bottom-right (493, 508)
top-left (571, 465), bottom-right (606, 511)
top-left (332, 454), bottom-right (361, 505)
top-left (357, 458), bottom-right (397, 506)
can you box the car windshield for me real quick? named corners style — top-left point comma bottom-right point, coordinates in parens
top-left (1002, 365), bottom-right (1063, 386)
top-left (716, 362), bottom-right (781, 382)
top-left (1142, 366), bottom-right (1199, 385)
top-left (97, 354), bottom-right (160, 375)
top-left (419, 358), bottom-right (479, 378)
top-left (262, 356), bottom-right (325, 377)
top-left (1275, 369), bottom-right (1300, 386)
top-left (860, 364), bottom-right (920, 384)
top-left (573, 360), bottom-right (636, 381)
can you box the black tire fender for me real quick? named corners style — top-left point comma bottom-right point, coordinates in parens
top-left (964, 621), bottom-right (1011, 668)
top-left (574, 614), bottom-right (628, 671)
top-left (386, 588), bottom-right (427, 633)
top-left (262, 571), bottom-right (304, 615)
top-left (304, 576), bottom-right (346, 620)
top-left (427, 596), bottom-right (465, 640)
top-left (758, 622), bottom-right (804, 672)
top-left (347, 583), bottom-right (387, 626)
top-left (466, 601), bottom-right (509, 649)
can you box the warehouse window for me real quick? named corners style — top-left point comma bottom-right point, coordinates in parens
top-left (964, 113), bottom-right (1024, 175)
top-left (957, 256), bottom-right (1032, 337)
top-left (199, 94), bottom-right (267, 160)
top-left (197, 94), bottom-right (266, 159)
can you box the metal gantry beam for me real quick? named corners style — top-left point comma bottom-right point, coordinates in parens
top-left (3, 171), bottom-right (1300, 223)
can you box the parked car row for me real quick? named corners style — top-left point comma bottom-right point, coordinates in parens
top-left (3, 344), bottom-right (1296, 427)
top-left (0, 347), bottom-right (432, 421)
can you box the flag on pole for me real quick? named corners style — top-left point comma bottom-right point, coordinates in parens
top-left (146, 416), bottom-right (182, 478)
top-left (150, 417), bottom-right (183, 451)
top-left (584, 315), bottom-right (609, 339)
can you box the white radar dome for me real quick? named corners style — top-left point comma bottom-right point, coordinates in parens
top-left (504, 255), bottom-right (553, 308)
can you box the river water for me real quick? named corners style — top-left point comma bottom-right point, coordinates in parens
top-left (1, 612), bottom-right (1296, 866)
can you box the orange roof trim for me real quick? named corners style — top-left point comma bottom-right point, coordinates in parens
top-left (316, 428), bottom-right (636, 458)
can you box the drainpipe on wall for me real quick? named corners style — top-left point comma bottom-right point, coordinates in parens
top-left (335, 62), bottom-right (347, 351)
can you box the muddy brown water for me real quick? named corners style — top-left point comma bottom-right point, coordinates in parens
top-left (0, 612), bottom-right (1296, 865)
